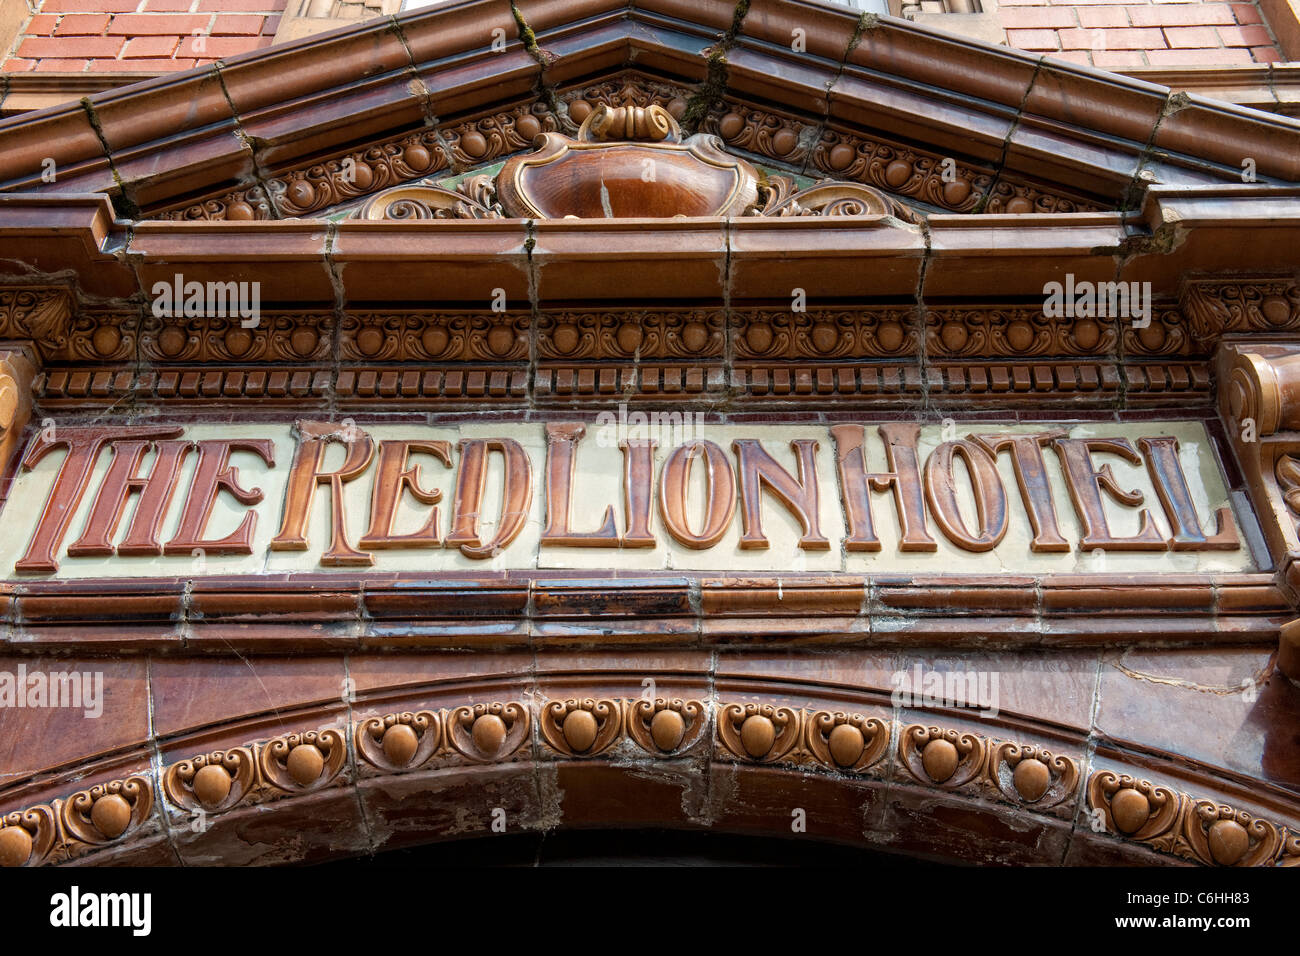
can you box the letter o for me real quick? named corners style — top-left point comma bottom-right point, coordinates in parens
top-left (923, 439), bottom-right (1008, 552)
top-left (658, 440), bottom-right (736, 548)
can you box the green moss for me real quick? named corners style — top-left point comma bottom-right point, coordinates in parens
top-left (679, 0), bottom-right (752, 135)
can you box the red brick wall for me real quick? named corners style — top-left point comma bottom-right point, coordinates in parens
top-left (1001, 0), bottom-right (1282, 67)
top-left (3, 0), bottom-right (287, 74)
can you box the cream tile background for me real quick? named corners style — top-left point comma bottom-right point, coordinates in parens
top-left (0, 419), bottom-right (1257, 579)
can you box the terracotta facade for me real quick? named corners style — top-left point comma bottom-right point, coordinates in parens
top-left (0, 0), bottom-right (1297, 870)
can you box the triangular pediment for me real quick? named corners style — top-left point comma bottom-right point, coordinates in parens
top-left (0, 0), bottom-right (1296, 226)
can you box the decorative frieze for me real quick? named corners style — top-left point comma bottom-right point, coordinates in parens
top-left (1, 704), bottom-right (1295, 867)
top-left (736, 309), bottom-right (917, 360)
top-left (1184, 278), bottom-right (1300, 350)
top-left (271, 130), bottom-right (452, 219)
top-left (358, 100), bottom-right (917, 222)
top-left (340, 311), bottom-right (528, 362)
top-left (893, 725), bottom-right (1083, 820)
top-left (0, 288), bottom-right (71, 352)
top-left (17, 301), bottom-right (1226, 411)
top-left (807, 124), bottom-right (992, 213)
top-left (141, 311), bottom-right (333, 364)
top-left (540, 310), bottom-right (725, 361)
top-left (161, 730), bottom-right (348, 818)
top-left (156, 185), bottom-right (274, 223)
top-left (0, 775), bottom-right (150, 867)
top-left (157, 102), bottom-right (558, 223)
top-left (925, 308), bottom-right (1118, 359)
top-left (1086, 771), bottom-right (1295, 867)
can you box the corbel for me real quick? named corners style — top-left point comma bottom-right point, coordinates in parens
top-left (1216, 335), bottom-right (1300, 684)
top-left (0, 285), bottom-right (59, 479)
top-left (0, 286), bottom-right (72, 359)
top-left (0, 346), bottom-right (35, 483)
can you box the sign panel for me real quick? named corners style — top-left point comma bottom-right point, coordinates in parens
top-left (0, 417), bottom-right (1255, 578)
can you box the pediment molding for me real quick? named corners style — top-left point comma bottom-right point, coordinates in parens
top-left (150, 74), bottom-right (1099, 225)
top-left (353, 92), bottom-right (924, 223)
top-left (0, 0), bottom-right (1296, 225)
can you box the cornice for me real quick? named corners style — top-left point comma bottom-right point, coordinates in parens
top-left (2, 211), bottom-right (1299, 414)
top-left (0, 570), bottom-right (1287, 652)
top-left (6, 62), bottom-right (1297, 120)
top-left (0, 74), bottom-right (156, 118)
top-left (5, 192), bottom-right (1297, 306)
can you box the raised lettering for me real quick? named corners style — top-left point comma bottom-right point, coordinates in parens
top-left (269, 421), bottom-right (374, 565)
top-left (358, 440), bottom-right (451, 549)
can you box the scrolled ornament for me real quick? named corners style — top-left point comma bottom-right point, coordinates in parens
top-left (625, 698), bottom-right (708, 756)
top-left (1280, 830), bottom-right (1300, 866)
top-left (163, 748), bottom-right (257, 814)
top-left (539, 698), bottom-right (622, 757)
top-left (990, 742), bottom-right (1079, 810)
top-left (580, 103), bottom-right (678, 142)
top-left (259, 729), bottom-right (347, 793)
top-left (805, 711), bottom-right (890, 773)
top-left (1183, 801), bottom-right (1282, 867)
top-left (899, 725), bottom-right (985, 788)
top-left (0, 805), bottom-right (58, 867)
top-left (446, 702), bottom-right (530, 762)
top-left (1087, 771), bottom-right (1182, 849)
top-left (716, 703), bottom-right (801, 763)
top-left (60, 775), bottom-right (153, 850)
top-left (355, 711), bottom-right (441, 773)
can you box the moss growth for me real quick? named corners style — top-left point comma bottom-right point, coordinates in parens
top-left (847, 12), bottom-right (877, 56)
top-left (81, 98), bottom-right (140, 219)
top-left (510, 3), bottom-right (562, 118)
top-left (679, 0), bottom-right (751, 135)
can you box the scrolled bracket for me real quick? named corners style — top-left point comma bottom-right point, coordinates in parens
top-left (1215, 338), bottom-right (1300, 681)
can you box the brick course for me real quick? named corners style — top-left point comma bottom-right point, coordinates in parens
top-left (107, 15), bottom-right (214, 35)
top-left (122, 34), bottom-right (181, 57)
top-left (1165, 25), bottom-right (1222, 45)
top-left (2, 0), bottom-right (286, 73)
top-left (997, 0), bottom-right (1283, 68)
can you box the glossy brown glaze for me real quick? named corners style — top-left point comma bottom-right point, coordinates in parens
top-left (358, 440), bottom-right (451, 550)
top-left (540, 423), bottom-right (619, 547)
top-left (444, 438), bottom-right (532, 559)
top-left (1052, 438), bottom-right (1170, 552)
top-left (974, 432), bottom-right (1071, 553)
top-left (658, 440), bottom-right (736, 550)
top-left (732, 438), bottom-right (830, 551)
top-left (269, 421), bottom-right (375, 566)
top-left (16, 427), bottom-right (182, 574)
top-left (922, 439), bottom-right (1009, 553)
